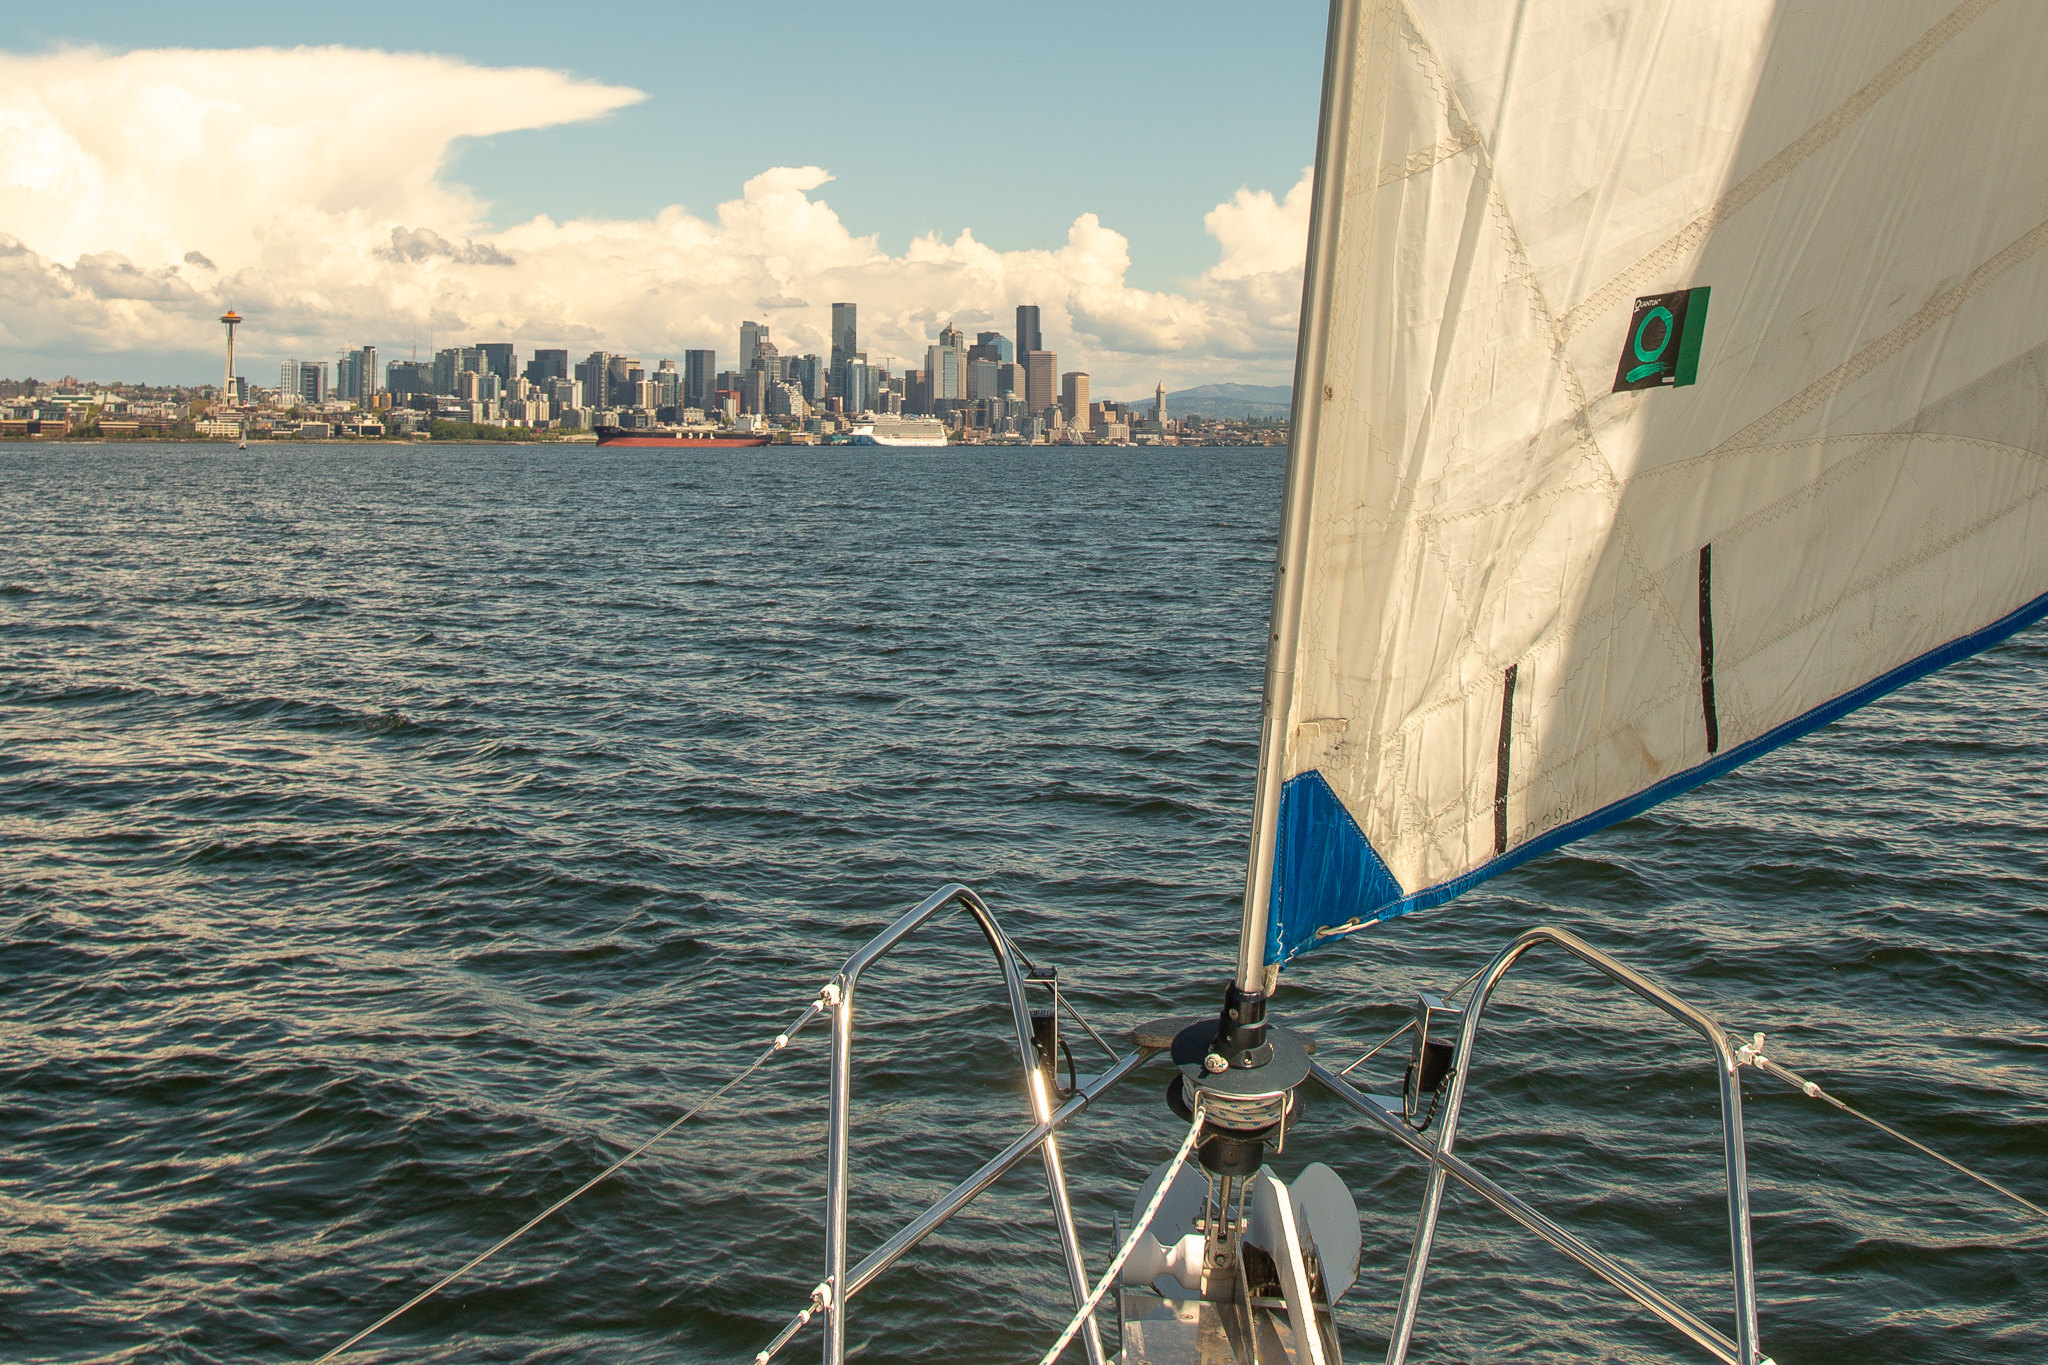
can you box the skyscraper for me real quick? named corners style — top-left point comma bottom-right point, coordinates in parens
top-left (477, 343), bottom-right (515, 383)
top-left (740, 321), bottom-right (768, 373)
top-left (973, 331), bottom-right (1015, 364)
top-left (525, 349), bottom-right (570, 384)
top-left (831, 303), bottom-right (858, 370)
top-left (1061, 372), bottom-right (1090, 430)
top-left (1155, 382), bottom-right (1168, 423)
top-left (1015, 305), bottom-right (1042, 361)
top-left (684, 350), bottom-right (716, 409)
top-left (575, 352), bottom-right (614, 408)
top-left (927, 325), bottom-right (967, 402)
top-left (336, 345), bottom-right (379, 403)
top-left (1026, 350), bottom-right (1057, 417)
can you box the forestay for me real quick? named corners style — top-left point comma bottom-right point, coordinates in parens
top-left (1264, 0), bottom-right (2048, 966)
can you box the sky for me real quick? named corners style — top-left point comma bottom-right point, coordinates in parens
top-left (0, 1), bottom-right (1329, 396)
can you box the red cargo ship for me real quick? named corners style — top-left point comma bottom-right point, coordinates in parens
top-left (594, 428), bottom-right (770, 448)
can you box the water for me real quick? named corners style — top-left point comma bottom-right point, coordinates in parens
top-left (1, 443), bottom-right (2041, 1365)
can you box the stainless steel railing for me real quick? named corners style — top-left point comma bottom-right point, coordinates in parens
top-left (1325, 926), bottom-right (1768, 1365)
top-left (816, 882), bottom-right (1113, 1365)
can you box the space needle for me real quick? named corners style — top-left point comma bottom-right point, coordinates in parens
top-left (219, 309), bottom-right (242, 404)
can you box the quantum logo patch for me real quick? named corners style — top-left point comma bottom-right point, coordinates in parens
top-left (1614, 286), bottom-right (1710, 392)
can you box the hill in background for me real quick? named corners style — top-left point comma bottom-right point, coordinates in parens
top-left (1121, 382), bottom-right (1292, 420)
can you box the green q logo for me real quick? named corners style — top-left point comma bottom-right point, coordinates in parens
top-left (1613, 286), bottom-right (1708, 393)
top-left (1625, 305), bottom-right (1675, 384)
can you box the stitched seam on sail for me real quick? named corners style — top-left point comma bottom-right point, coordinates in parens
top-left (1559, 0), bottom-right (2004, 340)
top-left (1707, 217), bottom-right (2048, 456)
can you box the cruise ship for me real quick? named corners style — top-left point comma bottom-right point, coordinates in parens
top-left (845, 417), bottom-right (947, 448)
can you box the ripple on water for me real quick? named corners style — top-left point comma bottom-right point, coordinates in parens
top-left (0, 443), bottom-right (2043, 1364)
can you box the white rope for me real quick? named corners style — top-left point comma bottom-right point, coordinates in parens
top-left (1033, 1098), bottom-right (1206, 1365)
top-left (1741, 1036), bottom-right (2047, 1226)
top-left (310, 992), bottom-right (831, 1363)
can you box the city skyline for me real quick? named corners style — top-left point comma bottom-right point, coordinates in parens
top-left (0, 23), bottom-right (1320, 391)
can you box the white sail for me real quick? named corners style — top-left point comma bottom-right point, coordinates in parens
top-left (1260, 0), bottom-right (2048, 967)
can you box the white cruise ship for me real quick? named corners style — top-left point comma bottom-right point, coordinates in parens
top-left (845, 417), bottom-right (947, 448)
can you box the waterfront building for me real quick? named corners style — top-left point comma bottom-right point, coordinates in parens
top-left (1025, 350), bottom-right (1057, 417)
top-left (1015, 304), bottom-right (1042, 361)
top-left (831, 303), bottom-right (857, 370)
top-left (683, 350), bottom-right (716, 409)
top-left (1061, 372), bottom-right (1090, 431)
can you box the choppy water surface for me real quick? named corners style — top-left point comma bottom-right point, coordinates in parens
top-left (2, 443), bottom-right (2043, 1364)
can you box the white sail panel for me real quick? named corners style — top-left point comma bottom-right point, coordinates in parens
top-left (1269, 0), bottom-right (2048, 964)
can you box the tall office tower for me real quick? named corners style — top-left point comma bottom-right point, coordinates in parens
top-left (751, 340), bottom-right (780, 379)
top-left (1026, 350), bottom-right (1057, 416)
top-left (611, 356), bottom-right (642, 397)
top-left (742, 368), bottom-right (768, 415)
top-left (386, 360), bottom-right (431, 398)
top-left (998, 362), bottom-right (1025, 398)
top-left (299, 361), bottom-right (329, 405)
top-left (967, 359), bottom-right (1001, 401)
top-left (974, 331), bottom-right (1014, 364)
top-left (830, 303), bottom-right (857, 370)
top-left (1155, 382), bottom-right (1168, 422)
top-left (575, 352), bottom-right (614, 408)
top-left (477, 343), bottom-right (515, 383)
top-left (740, 320), bottom-right (768, 372)
top-left (794, 354), bottom-right (826, 403)
top-left (336, 345), bottom-right (379, 402)
top-left (684, 350), bottom-right (716, 409)
top-left (1061, 372), bottom-right (1090, 430)
top-left (928, 324), bottom-right (967, 400)
top-left (280, 360), bottom-right (301, 399)
top-left (655, 359), bottom-right (681, 410)
top-left (431, 347), bottom-right (468, 395)
top-left (1015, 305), bottom-right (1042, 361)
top-left (841, 363), bottom-right (883, 414)
top-left (525, 349), bottom-right (570, 384)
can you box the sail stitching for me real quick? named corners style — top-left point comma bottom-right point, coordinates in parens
top-left (1707, 216), bottom-right (2048, 456)
top-left (1377, 127), bottom-right (1481, 187)
top-left (1560, 0), bottom-right (2004, 340)
top-left (1364, 5), bottom-right (1707, 869)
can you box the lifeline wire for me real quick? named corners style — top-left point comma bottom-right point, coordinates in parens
top-left (1746, 1045), bottom-right (2047, 1225)
top-left (1033, 1098), bottom-right (1206, 1365)
top-left (310, 994), bottom-right (830, 1364)
top-left (1338, 962), bottom-right (1491, 1076)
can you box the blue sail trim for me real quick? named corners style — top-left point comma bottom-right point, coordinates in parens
top-left (1269, 587), bottom-right (2048, 968)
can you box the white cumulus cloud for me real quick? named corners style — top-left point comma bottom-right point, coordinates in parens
top-left (0, 45), bottom-right (1310, 392)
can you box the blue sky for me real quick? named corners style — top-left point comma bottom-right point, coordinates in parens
top-left (15, 0), bottom-right (1327, 292)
